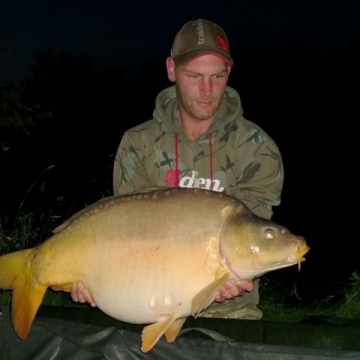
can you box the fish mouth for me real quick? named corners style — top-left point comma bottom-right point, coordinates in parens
top-left (293, 242), bottom-right (310, 271)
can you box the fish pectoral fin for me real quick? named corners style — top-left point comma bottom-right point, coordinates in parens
top-left (192, 267), bottom-right (231, 318)
top-left (164, 317), bottom-right (187, 343)
top-left (141, 313), bottom-right (178, 353)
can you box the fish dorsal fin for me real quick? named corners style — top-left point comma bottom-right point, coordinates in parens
top-left (164, 317), bottom-right (187, 343)
top-left (191, 267), bottom-right (231, 318)
top-left (53, 187), bottom-right (168, 234)
top-left (141, 313), bottom-right (178, 353)
top-left (52, 196), bottom-right (115, 233)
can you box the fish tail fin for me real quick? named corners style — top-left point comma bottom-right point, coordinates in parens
top-left (0, 249), bottom-right (47, 339)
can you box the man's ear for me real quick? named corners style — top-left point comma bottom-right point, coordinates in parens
top-left (166, 57), bottom-right (176, 82)
top-left (227, 64), bottom-right (232, 75)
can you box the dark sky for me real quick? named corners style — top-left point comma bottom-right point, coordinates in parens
top-left (1, 0), bottom-right (359, 81)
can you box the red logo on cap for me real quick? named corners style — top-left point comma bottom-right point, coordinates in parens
top-left (216, 36), bottom-right (228, 52)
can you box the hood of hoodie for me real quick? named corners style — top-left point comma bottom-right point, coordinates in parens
top-left (152, 85), bottom-right (245, 142)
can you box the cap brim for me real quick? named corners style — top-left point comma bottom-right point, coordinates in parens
top-left (174, 50), bottom-right (233, 67)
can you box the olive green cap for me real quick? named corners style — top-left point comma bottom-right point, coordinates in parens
top-left (171, 19), bottom-right (233, 66)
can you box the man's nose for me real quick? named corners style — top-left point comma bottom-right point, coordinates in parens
top-left (200, 78), bottom-right (212, 97)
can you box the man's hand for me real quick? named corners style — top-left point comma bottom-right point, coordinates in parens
top-left (214, 280), bottom-right (253, 302)
top-left (71, 282), bottom-right (96, 307)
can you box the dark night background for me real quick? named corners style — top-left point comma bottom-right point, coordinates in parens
top-left (0, 1), bottom-right (359, 307)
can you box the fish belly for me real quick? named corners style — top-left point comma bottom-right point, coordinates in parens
top-left (85, 236), bottom-right (218, 324)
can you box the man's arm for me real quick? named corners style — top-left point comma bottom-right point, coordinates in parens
top-left (113, 131), bottom-right (152, 195)
top-left (230, 140), bottom-right (284, 220)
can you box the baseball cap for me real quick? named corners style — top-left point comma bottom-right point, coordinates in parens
top-left (171, 19), bottom-right (233, 66)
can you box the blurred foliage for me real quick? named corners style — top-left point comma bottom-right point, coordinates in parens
top-left (0, 80), bottom-right (52, 156)
top-left (337, 272), bottom-right (360, 319)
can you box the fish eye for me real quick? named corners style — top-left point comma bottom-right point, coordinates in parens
top-left (264, 229), bottom-right (275, 240)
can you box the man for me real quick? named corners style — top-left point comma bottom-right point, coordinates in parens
top-left (71, 18), bottom-right (284, 319)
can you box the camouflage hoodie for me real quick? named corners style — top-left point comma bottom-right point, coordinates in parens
top-left (113, 85), bottom-right (284, 220)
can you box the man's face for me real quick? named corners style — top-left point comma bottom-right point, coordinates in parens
top-left (168, 54), bottom-right (231, 122)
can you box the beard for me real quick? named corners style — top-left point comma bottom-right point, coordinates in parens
top-left (176, 84), bottom-right (223, 121)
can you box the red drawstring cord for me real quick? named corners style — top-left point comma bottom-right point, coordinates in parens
top-left (175, 132), bottom-right (179, 186)
top-left (209, 132), bottom-right (213, 190)
top-left (174, 131), bottom-right (213, 189)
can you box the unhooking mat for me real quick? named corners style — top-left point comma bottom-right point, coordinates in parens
top-left (1, 306), bottom-right (360, 360)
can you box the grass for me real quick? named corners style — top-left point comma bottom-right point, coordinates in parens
top-left (258, 271), bottom-right (360, 323)
top-left (0, 211), bottom-right (77, 308)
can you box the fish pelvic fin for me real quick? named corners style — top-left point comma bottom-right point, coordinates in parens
top-left (192, 267), bottom-right (231, 318)
top-left (141, 313), bottom-right (178, 353)
top-left (0, 249), bottom-right (47, 340)
top-left (164, 317), bottom-right (187, 343)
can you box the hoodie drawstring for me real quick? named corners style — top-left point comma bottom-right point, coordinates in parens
top-left (174, 132), bottom-right (213, 190)
top-left (209, 132), bottom-right (213, 189)
top-left (174, 131), bottom-right (179, 177)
